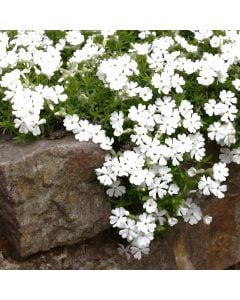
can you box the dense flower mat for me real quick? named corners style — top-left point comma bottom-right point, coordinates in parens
top-left (0, 30), bottom-right (240, 260)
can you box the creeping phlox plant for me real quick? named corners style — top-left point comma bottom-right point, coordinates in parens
top-left (1, 30), bottom-right (240, 260)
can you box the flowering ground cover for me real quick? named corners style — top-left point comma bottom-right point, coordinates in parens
top-left (0, 30), bottom-right (240, 260)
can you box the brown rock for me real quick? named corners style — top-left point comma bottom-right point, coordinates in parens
top-left (173, 165), bottom-right (240, 269)
top-left (0, 136), bottom-right (111, 257)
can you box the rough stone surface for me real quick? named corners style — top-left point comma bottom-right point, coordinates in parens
top-left (173, 172), bottom-right (240, 270)
top-left (0, 136), bottom-right (111, 258)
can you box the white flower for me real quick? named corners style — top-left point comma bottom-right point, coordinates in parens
top-left (106, 181), bottom-right (126, 198)
top-left (133, 231), bottom-right (154, 248)
top-left (219, 148), bottom-right (233, 164)
top-left (144, 137), bottom-right (161, 160)
top-left (41, 85), bottom-right (67, 104)
top-left (219, 90), bottom-right (237, 106)
top-left (110, 111), bottom-right (124, 129)
top-left (111, 157), bottom-right (128, 177)
top-left (155, 210), bottom-right (167, 226)
top-left (149, 178), bottom-right (169, 199)
top-left (210, 181), bottom-right (227, 198)
top-left (212, 162), bottom-right (229, 182)
top-left (109, 207), bottom-right (129, 228)
top-left (33, 46), bottom-right (62, 77)
top-left (177, 133), bottom-right (193, 153)
top-left (74, 120), bottom-right (92, 141)
top-left (14, 117), bottom-right (31, 134)
top-left (96, 166), bottom-right (116, 186)
top-left (175, 35), bottom-right (197, 52)
top-left (99, 136), bottom-right (114, 150)
top-left (207, 122), bottom-right (225, 143)
top-left (130, 244), bottom-right (150, 260)
top-left (138, 30), bottom-right (151, 40)
top-left (71, 38), bottom-right (104, 63)
top-left (219, 123), bottom-right (236, 146)
top-left (168, 183), bottom-right (179, 195)
top-left (232, 79), bottom-right (240, 91)
top-left (143, 199), bottom-right (158, 213)
top-left (168, 217), bottom-right (178, 226)
top-left (101, 30), bottom-right (116, 38)
top-left (158, 112), bottom-right (181, 135)
top-left (197, 69), bottom-right (215, 86)
top-left (232, 148), bottom-right (240, 164)
top-left (128, 104), bottom-right (146, 123)
top-left (194, 30), bottom-right (213, 41)
top-left (165, 137), bottom-right (184, 166)
top-left (210, 36), bottom-right (221, 48)
top-left (177, 203), bottom-right (189, 217)
top-left (189, 132), bottom-right (205, 161)
top-left (110, 111), bottom-right (124, 136)
top-left (180, 198), bottom-right (202, 225)
top-left (129, 169), bottom-right (148, 186)
top-left (151, 72), bottom-right (172, 94)
top-left (147, 52), bottom-right (164, 70)
top-left (66, 31), bottom-right (84, 46)
top-left (220, 105), bottom-right (237, 123)
top-left (130, 126), bottom-right (148, 145)
top-left (63, 114), bottom-right (79, 131)
top-left (117, 244), bottom-right (131, 261)
top-left (183, 59), bottom-right (197, 74)
top-left (130, 42), bottom-right (151, 55)
top-left (136, 213), bottom-right (156, 234)
top-left (0, 69), bottom-right (21, 89)
top-left (203, 215), bottom-right (213, 225)
top-left (119, 219), bottom-right (137, 241)
top-left (138, 87), bottom-right (153, 101)
top-left (179, 100), bottom-right (193, 116)
top-left (158, 166), bottom-right (173, 183)
top-left (182, 113), bottom-right (201, 133)
top-left (124, 81), bottom-right (139, 97)
top-left (14, 115), bottom-right (46, 136)
top-left (204, 99), bottom-right (217, 116)
top-left (90, 125), bottom-right (106, 143)
top-left (171, 73), bottom-right (185, 93)
top-left (97, 54), bottom-right (139, 91)
top-left (198, 175), bottom-right (214, 196)
top-left (187, 167), bottom-right (197, 177)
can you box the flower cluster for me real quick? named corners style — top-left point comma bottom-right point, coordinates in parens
top-left (0, 30), bottom-right (106, 137)
top-left (94, 30), bottom-right (240, 259)
top-left (63, 114), bottom-right (113, 150)
top-left (94, 96), bottom-right (213, 259)
top-left (1, 30), bottom-right (240, 261)
top-left (0, 31), bottom-right (67, 135)
top-left (69, 36), bottom-right (105, 65)
top-left (97, 54), bottom-right (139, 91)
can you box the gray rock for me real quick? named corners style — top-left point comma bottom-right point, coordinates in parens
top-left (0, 136), bottom-right (111, 257)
